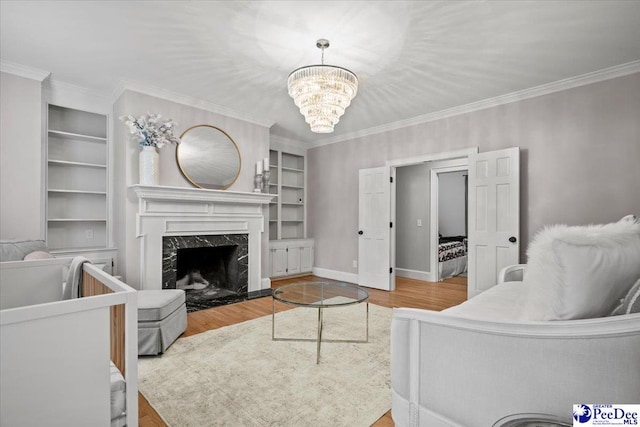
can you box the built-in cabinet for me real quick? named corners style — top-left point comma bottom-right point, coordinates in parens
top-left (46, 104), bottom-right (114, 267)
top-left (268, 143), bottom-right (314, 278)
top-left (268, 149), bottom-right (307, 240)
top-left (269, 239), bottom-right (314, 278)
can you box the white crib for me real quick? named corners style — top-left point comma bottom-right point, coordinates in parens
top-left (0, 258), bottom-right (138, 427)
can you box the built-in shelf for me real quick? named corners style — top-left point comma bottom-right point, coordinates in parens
top-left (48, 159), bottom-right (106, 168)
top-left (48, 129), bottom-right (107, 143)
top-left (48, 218), bottom-right (107, 222)
top-left (46, 104), bottom-right (109, 252)
top-left (48, 189), bottom-right (107, 195)
top-left (269, 149), bottom-right (306, 241)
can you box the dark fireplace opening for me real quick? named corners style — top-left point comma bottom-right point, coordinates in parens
top-left (176, 245), bottom-right (240, 298)
top-left (162, 234), bottom-right (254, 312)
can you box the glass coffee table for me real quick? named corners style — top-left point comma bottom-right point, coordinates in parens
top-left (272, 281), bottom-right (370, 364)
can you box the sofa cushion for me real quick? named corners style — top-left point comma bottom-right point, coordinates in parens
top-left (0, 240), bottom-right (48, 261)
top-left (518, 218), bottom-right (640, 321)
top-left (442, 281), bottom-right (524, 321)
top-left (138, 290), bottom-right (186, 322)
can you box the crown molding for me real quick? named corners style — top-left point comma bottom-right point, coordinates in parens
top-left (308, 61), bottom-right (640, 149)
top-left (270, 135), bottom-right (307, 152)
top-left (113, 78), bottom-right (276, 129)
top-left (44, 79), bottom-right (113, 113)
top-left (0, 60), bottom-right (50, 82)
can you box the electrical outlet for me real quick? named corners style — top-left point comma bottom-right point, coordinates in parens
top-left (85, 229), bottom-right (94, 239)
top-left (417, 219), bottom-right (422, 227)
top-left (353, 260), bottom-right (358, 268)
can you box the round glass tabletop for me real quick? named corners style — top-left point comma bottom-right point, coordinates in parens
top-left (272, 281), bottom-right (369, 308)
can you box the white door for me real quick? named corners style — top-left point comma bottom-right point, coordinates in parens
top-left (468, 147), bottom-right (520, 298)
top-left (358, 166), bottom-right (394, 290)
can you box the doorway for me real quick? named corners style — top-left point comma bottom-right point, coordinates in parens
top-left (431, 167), bottom-right (468, 282)
top-left (391, 150), bottom-right (474, 284)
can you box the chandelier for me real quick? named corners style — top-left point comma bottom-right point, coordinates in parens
top-left (287, 39), bottom-right (358, 133)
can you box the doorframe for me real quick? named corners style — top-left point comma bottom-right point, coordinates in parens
top-left (387, 148), bottom-right (478, 283)
top-left (430, 164), bottom-right (469, 282)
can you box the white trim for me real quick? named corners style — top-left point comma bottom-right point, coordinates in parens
top-left (312, 267), bottom-right (358, 285)
top-left (308, 60), bottom-right (640, 148)
top-left (261, 277), bottom-right (272, 290)
top-left (387, 148), bottom-right (478, 168)
top-left (0, 60), bottom-right (50, 82)
top-left (114, 78), bottom-right (275, 129)
top-left (395, 268), bottom-right (435, 283)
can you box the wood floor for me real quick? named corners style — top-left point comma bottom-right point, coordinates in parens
top-left (139, 275), bottom-right (468, 427)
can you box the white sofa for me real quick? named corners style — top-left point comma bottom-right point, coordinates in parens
top-left (391, 218), bottom-right (640, 427)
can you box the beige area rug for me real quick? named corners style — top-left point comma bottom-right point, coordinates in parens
top-left (139, 302), bottom-right (392, 427)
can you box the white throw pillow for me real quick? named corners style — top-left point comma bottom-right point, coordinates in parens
top-left (518, 219), bottom-right (640, 321)
top-left (23, 250), bottom-right (54, 260)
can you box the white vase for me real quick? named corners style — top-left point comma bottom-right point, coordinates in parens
top-left (139, 145), bottom-right (159, 185)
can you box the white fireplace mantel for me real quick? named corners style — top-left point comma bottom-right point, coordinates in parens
top-left (129, 185), bottom-right (275, 292)
top-left (130, 185), bottom-right (275, 206)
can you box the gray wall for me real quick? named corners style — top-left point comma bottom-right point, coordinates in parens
top-left (438, 171), bottom-right (467, 237)
top-left (113, 90), bottom-right (271, 288)
top-left (395, 164), bottom-right (430, 272)
top-left (0, 72), bottom-right (43, 241)
top-left (308, 72), bottom-right (640, 276)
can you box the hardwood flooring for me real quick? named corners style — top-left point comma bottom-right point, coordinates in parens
top-left (139, 275), bottom-right (467, 427)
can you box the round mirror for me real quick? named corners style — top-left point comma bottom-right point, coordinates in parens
top-left (177, 125), bottom-right (241, 190)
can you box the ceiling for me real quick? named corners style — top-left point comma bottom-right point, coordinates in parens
top-left (2, 1), bottom-right (640, 145)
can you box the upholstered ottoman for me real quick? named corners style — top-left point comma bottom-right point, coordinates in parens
top-left (137, 290), bottom-right (187, 356)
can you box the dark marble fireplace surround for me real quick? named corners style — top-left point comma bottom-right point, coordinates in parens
top-left (162, 234), bottom-right (267, 312)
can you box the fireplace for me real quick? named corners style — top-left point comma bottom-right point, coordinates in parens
top-left (130, 185), bottom-right (274, 294)
top-left (162, 234), bottom-right (251, 311)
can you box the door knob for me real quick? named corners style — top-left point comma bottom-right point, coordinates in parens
top-left (509, 236), bottom-right (517, 243)
top-left (358, 230), bottom-right (364, 235)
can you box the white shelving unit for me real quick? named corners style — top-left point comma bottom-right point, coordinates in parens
top-left (46, 104), bottom-right (109, 253)
top-left (269, 149), bottom-right (306, 240)
top-left (268, 146), bottom-right (314, 278)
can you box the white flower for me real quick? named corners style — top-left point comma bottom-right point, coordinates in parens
top-left (119, 113), bottom-right (180, 149)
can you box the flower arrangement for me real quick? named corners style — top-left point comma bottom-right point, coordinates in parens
top-left (120, 113), bottom-right (180, 149)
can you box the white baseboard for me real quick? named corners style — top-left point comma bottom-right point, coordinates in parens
top-left (396, 268), bottom-right (435, 283)
top-left (260, 277), bottom-right (271, 290)
top-left (312, 267), bottom-right (358, 284)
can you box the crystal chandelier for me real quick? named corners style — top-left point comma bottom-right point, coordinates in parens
top-left (287, 39), bottom-right (358, 133)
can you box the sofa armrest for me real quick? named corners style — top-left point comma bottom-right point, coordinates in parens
top-left (497, 264), bottom-right (527, 283)
top-left (390, 308), bottom-right (640, 427)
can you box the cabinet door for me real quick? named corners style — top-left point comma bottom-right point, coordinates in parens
top-left (271, 248), bottom-right (287, 277)
top-left (300, 245), bottom-right (313, 273)
top-left (287, 246), bottom-right (301, 275)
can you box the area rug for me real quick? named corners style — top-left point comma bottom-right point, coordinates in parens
top-left (138, 302), bottom-right (392, 427)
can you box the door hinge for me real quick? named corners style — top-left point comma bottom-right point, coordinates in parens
top-left (390, 267), bottom-right (393, 273)
top-left (111, 260), bottom-right (114, 267)
top-left (286, 247), bottom-right (288, 252)
top-left (390, 222), bottom-right (393, 228)
top-left (390, 176), bottom-right (393, 183)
